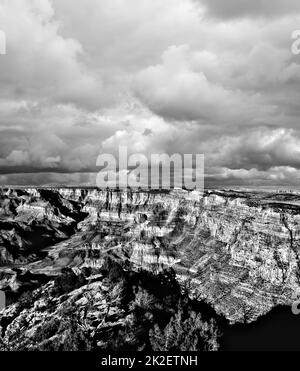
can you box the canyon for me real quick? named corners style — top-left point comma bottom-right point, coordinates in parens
top-left (0, 187), bottom-right (299, 350)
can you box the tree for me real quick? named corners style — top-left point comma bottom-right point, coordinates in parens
top-left (149, 306), bottom-right (220, 351)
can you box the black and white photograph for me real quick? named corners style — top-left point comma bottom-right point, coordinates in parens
top-left (0, 0), bottom-right (300, 359)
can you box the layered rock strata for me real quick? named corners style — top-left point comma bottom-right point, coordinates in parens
top-left (0, 187), bottom-right (300, 323)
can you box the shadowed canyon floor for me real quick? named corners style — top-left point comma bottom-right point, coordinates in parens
top-left (0, 187), bottom-right (300, 350)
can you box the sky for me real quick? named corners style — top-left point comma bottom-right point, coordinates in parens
top-left (0, 0), bottom-right (300, 188)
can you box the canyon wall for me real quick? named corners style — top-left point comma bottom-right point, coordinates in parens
top-left (58, 188), bottom-right (300, 323)
top-left (0, 187), bottom-right (300, 323)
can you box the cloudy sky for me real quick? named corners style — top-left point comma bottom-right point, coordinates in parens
top-left (0, 0), bottom-right (300, 187)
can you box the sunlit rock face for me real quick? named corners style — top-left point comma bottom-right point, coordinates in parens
top-left (0, 187), bottom-right (300, 324)
top-left (187, 192), bottom-right (300, 323)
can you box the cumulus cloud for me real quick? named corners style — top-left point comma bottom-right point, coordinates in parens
top-left (203, 128), bottom-right (300, 170)
top-left (206, 166), bottom-right (300, 188)
top-left (0, 0), bottom-right (103, 109)
top-left (133, 45), bottom-right (277, 124)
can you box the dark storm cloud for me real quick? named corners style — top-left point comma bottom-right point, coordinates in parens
top-left (199, 0), bottom-right (300, 19)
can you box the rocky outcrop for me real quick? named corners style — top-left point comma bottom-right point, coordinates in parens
top-left (0, 263), bottom-right (219, 351)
